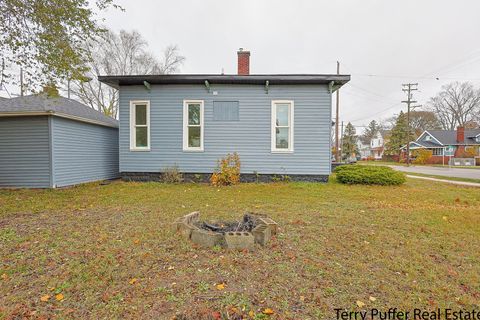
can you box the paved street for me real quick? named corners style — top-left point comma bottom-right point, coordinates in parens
top-left (389, 165), bottom-right (480, 180)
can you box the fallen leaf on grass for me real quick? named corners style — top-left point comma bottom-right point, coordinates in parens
top-left (1, 273), bottom-right (7, 280)
top-left (249, 310), bottom-right (255, 318)
top-left (263, 308), bottom-right (274, 315)
top-left (356, 300), bottom-right (365, 308)
top-left (55, 294), bottom-right (64, 301)
top-left (215, 283), bottom-right (225, 290)
top-left (129, 278), bottom-right (138, 285)
top-left (40, 295), bottom-right (50, 302)
top-left (211, 311), bottom-right (221, 319)
top-left (133, 239), bottom-right (140, 244)
top-left (442, 216), bottom-right (448, 221)
top-left (369, 296), bottom-right (377, 302)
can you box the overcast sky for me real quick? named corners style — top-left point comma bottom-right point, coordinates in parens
top-left (6, 1), bottom-right (480, 133)
top-left (100, 0), bottom-right (480, 132)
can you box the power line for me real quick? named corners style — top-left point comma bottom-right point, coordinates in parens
top-left (351, 73), bottom-right (480, 81)
top-left (344, 48), bottom-right (480, 81)
top-left (350, 102), bottom-right (403, 122)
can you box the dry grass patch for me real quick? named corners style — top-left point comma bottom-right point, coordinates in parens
top-left (0, 179), bottom-right (479, 319)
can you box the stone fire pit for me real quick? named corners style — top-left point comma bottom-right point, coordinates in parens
top-left (174, 212), bottom-right (278, 250)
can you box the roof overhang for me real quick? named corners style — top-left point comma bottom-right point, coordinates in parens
top-left (98, 74), bottom-right (351, 89)
top-left (400, 141), bottom-right (427, 150)
top-left (0, 111), bottom-right (118, 128)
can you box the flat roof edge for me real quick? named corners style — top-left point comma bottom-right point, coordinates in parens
top-left (98, 74), bottom-right (351, 87)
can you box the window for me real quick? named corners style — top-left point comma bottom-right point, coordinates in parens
top-left (183, 100), bottom-right (204, 151)
top-left (130, 101), bottom-right (150, 151)
top-left (432, 148), bottom-right (443, 156)
top-left (424, 135), bottom-right (431, 141)
top-left (271, 100), bottom-right (294, 152)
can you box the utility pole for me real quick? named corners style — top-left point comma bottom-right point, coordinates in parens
top-left (401, 83), bottom-right (420, 167)
top-left (340, 120), bottom-right (344, 161)
top-left (335, 61), bottom-right (340, 162)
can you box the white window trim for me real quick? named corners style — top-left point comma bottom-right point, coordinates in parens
top-left (183, 100), bottom-right (204, 152)
top-left (130, 100), bottom-right (151, 151)
top-left (271, 100), bottom-right (294, 153)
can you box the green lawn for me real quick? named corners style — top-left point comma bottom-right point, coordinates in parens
top-left (0, 179), bottom-right (479, 319)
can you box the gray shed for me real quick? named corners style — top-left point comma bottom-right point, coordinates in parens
top-left (0, 94), bottom-right (119, 188)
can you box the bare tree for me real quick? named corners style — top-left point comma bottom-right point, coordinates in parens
top-left (71, 29), bottom-right (185, 117)
top-left (160, 45), bottom-right (185, 74)
top-left (409, 110), bottom-right (441, 136)
top-left (378, 115), bottom-right (397, 132)
top-left (427, 82), bottom-right (480, 130)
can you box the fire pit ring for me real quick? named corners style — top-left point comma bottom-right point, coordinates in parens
top-left (174, 212), bottom-right (277, 249)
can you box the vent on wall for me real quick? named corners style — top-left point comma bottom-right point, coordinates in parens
top-left (213, 101), bottom-right (239, 121)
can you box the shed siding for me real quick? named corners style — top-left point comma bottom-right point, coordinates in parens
top-left (119, 84), bottom-right (332, 175)
top-left (0, 116), bottom-right (51, 188)
top-left (51, 117), bottom-right (119, 187)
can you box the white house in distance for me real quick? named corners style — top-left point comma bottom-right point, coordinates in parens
top-left (357, 131), bottom-right (385, 160)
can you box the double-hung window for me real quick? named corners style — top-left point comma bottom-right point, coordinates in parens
top-left (271, 100), bottom-right (294, 152)
top-left (183, 100), bottom-right (204, 151)
top-left (130, 101), bottom-right (150, 151)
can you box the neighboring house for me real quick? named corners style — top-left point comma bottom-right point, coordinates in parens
top-left (357, 137), bottom-right (370, 160)
top-left (403, 127), bottom-right (480, 164)
top-left (0, 94), bottom-right (119, 188)
top-left (370, 131), bottom-right (384, 160)
top-left (357, 132), bottom-right (384, 160)
top-left (99, 49), bottom-right (350, 181)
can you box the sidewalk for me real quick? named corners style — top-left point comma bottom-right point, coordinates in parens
top-left (406, 175), bottom-right (480, 187)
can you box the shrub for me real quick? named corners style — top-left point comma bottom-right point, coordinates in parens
top-left (162, 165), bottom-right (184, 183)
top-left (457, 147), bottom-right (478, 158)
top-left (210, 153), bottom-right (241, 186)
top-left (334, 165), bottom-right (406, 186)
top-left (271, 174), bottom-right (291, 183)
top-left (413, 149), bottom-right (433, 165)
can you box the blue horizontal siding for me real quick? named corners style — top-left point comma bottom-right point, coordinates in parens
top-left (0, 116), bottom-right (51, 188)
top-left (51, 117), bottom-right (119, 187)
top-left (119, 84), bottom-right (332, 175)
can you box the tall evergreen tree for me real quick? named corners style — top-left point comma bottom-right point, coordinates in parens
top-left (362, 120), bottom-right (380, 143)
top-left (385, 111), bottom-right (414, 158)
top-left (342, 122), bottom-right (358, 160)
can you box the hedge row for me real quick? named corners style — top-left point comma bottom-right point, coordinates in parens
top-left (334, 165), bottom-right (406, 186)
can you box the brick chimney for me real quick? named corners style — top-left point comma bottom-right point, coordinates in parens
top-left (456, 126), bottom-right (465, 143)
top-left (237, 48), bottom-right (250, 75)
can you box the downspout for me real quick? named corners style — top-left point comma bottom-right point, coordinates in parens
top-left (47, 114), bottom-right (56, 188)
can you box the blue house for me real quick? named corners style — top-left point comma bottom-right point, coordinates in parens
top-left (0, 94), bottom-right (119, 188)
top-left (99, 49), bottom-right (350, 181)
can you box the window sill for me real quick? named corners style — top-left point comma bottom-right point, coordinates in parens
top-left (130, 148), bottom-right (151, 152)
top-left (271, 150), bottom-right (294, 154)
top-left (183, 149), bottom-right (204, 153)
